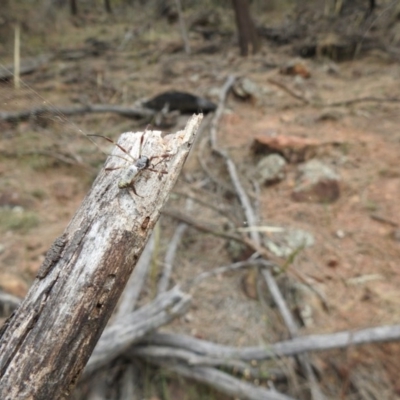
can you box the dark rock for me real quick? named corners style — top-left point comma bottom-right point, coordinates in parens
top-left (143, 91), bottom-right (216, 114)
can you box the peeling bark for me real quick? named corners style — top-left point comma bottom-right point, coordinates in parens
top-left (0, 114), bottom-right (203, 400)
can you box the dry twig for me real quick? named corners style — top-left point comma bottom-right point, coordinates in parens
top-left (137, 358), bottom-right (295, 400)
top-left (207, 75), bottom-right (323, 398)
top-left (267, 78), bottom-right (310, 105)
top-left (142, 324), bottom-right (400, 360)
top-left (0, 103), bottom-right (155, 123)
top-left (158, 199), bottom-right (192, 294)
top-left (174, 0), bottom-right (191, 54)
top-left (85, 286), bottom-right (191, 376)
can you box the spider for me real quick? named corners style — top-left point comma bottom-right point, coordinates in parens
top-left (88, 129), bottom-right (170, 197)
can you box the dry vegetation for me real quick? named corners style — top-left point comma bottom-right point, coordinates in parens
top-left (1, 0), bottom-right (400, 399)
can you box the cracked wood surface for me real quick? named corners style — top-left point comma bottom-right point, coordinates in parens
top-left (0, 114), bottom-right (202, 400)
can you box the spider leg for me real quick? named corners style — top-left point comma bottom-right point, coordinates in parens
top-left (147, 167), bottom-right (167, 174)
top-left (130, 182), bottom-right (143, 197)
top-left (105, 166), bottom-right (124, 172)
top-left (149, 153), bottom-right (172, 168)
top-left (88, 134), bottom-right (135, 162)
top-left (138, 130), bottom-right (146, 158)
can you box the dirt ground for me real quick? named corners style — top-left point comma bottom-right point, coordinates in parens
top-left (1, 2), bottom-right (400, 399)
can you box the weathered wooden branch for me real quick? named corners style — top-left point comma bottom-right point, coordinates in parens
top-left (262, 268), bottom-right (325, 400)
top-left (130, 345), bottom-right (286, 381)
top-left (158, 199), bottom-right (191, 294)
top-left (135, 357), bottom-right (295, 400)
top-left (142, 324), bottom-right (400, 360)
top-left (0, 103), bottom-right (155, 123)
top-left (85, 286), bottom-right (191, 376)
top-left (0, 114), bottom-right (203, 399)
top-left (267, 78), bottom-right (400, 108)
top-left (267, 78), bottom-right (310, 104)
top-left (188, 258), bottom-right (275, 288)
top-left (209, 74), bottom-right (323, 397)
top-left (162, 207), bottom-right (247, 244)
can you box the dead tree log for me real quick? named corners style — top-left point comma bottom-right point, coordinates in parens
top-left (0, 114), bottom-right (203, 400)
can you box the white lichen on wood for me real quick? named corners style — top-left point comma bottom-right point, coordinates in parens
top-left (0, 114), bottom-right (203, 400)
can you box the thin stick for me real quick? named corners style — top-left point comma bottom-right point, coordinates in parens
top-left (262, 269), bottom-right (325, 400)
top-left (85, 287), bottom-right (191, 376)
top-left (131, 345), bottom-right (285, 381)
top-left (162, 208), bottom-right (248, 245)
top-left (0, 103), bottom-right (155, 123)
top-left (208, 76), bottom-right (323, 398)
top-left (158, 200), bottom-right (192, 294)
top-left (142, 324), bottom-right (400, 360)
top-left (209, 75), bottom-right (236, 150)
top-left (188, 258), bottom-right (274, 288)
top-left (174, 0), bottom-right (191, 54)
top-left (173, 189), bottom-right (236, 222)
top-left (137, 358), bottom-right (295, 400)
top-left (267, 78), bottom-right (310, 104)
top-left (13, 24), bottom-right (20, 90)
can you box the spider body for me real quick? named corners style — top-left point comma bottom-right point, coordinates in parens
top-left (88, 130), bottom-right (170, 196)
top-left (118, 155), bottom-right (150, 189)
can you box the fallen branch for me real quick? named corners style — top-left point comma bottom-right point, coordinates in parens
top-left (326, 96), bottom-right (400, 107)
top-left (85, 286), bottom-right (191, 376)
top-left (137, 358), bottom-right (295, 400)
top-left (113, 235), bottom-right (155, 320)
top-left (188, 258), bottom-right (275, 288)
top-left (210, 74), bottom-right (322, 397)
top-left (262, 268), bottom-right (325, 400)
top-left (266, 77), bottom-right (400, 108)
top-left (142, 324), bottom-right (400, 360)
top-left (158, 200), bottom-right (191, 294)
top-left (0, 114), bottom-right (203, 399)
top-left (267, 78), bottom-right (310, 105)
top-left (130, 345), bottom-right (286, 381)
top-left (0, 103), bottom-right (155, 123)
top-left (162, 207), bottom-right (247, 244)
top-left (173, 188), bottom-right (237, 222)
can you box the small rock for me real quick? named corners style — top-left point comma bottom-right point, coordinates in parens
top-left (232, 77), bottom-right (260, 102)
top-left (257, 154), bottom-right (286, 185)
top-left (335, 229), bottom-right (345, 239)
top-left (280, 60), bottom-right (311, 79)
top-left (292, 160), bottom-right (340, 203)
